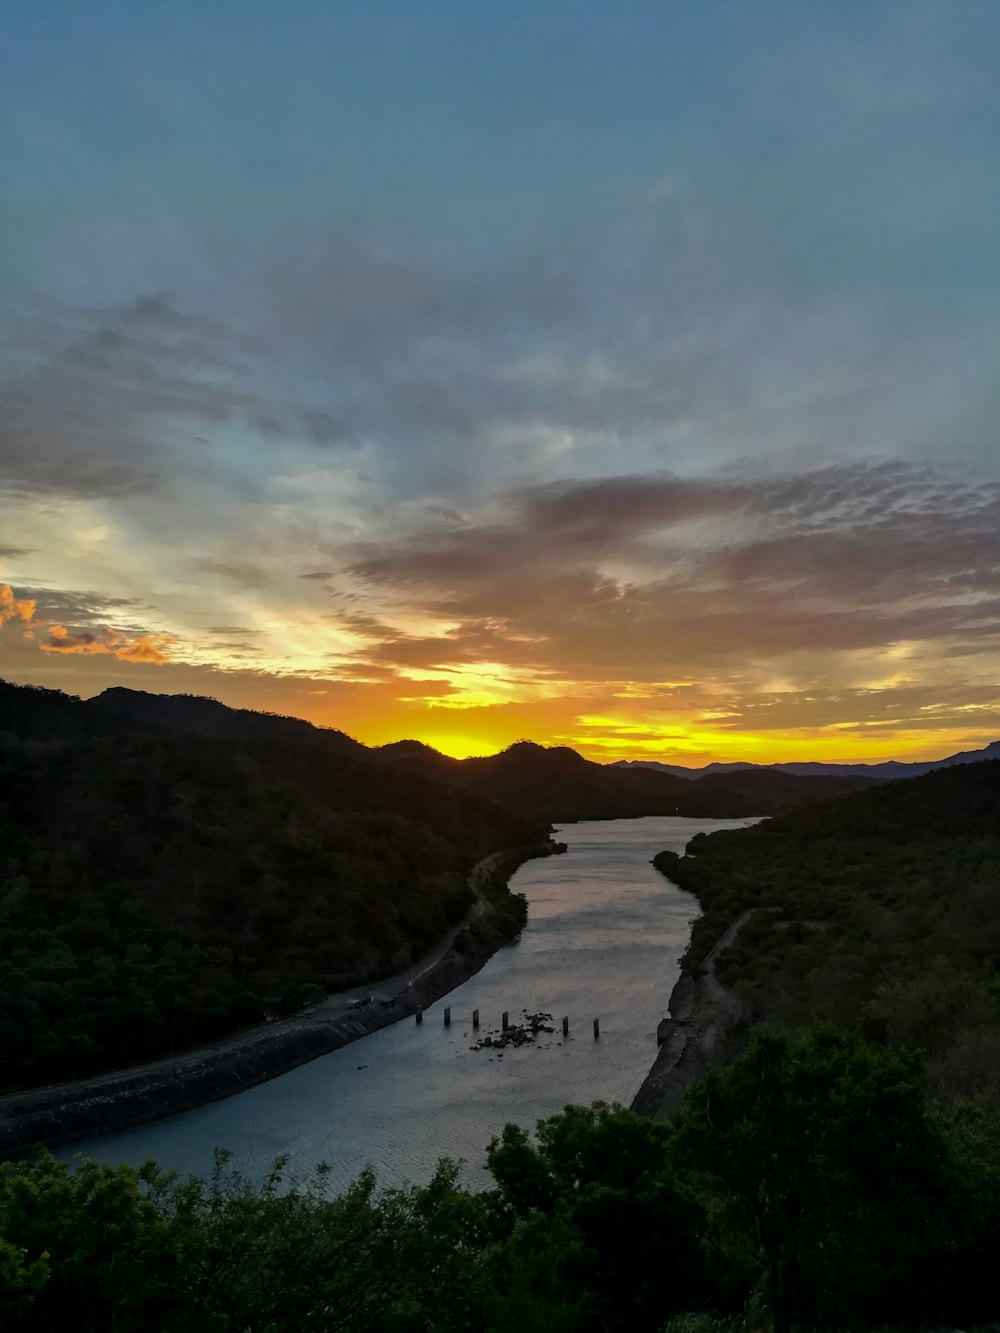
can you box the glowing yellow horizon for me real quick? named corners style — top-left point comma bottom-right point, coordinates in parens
top-left (350, 717), bottom-right (990, 767)
top-left (3, 580), bottom-right (995, 773)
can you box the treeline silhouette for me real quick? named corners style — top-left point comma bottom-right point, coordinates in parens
top-left (4, 1027), bottom-right (1000, 1332)
top-left (378, 737), bottom-right (880, 822)
top-left (3, 679), bottom-right (879, 821)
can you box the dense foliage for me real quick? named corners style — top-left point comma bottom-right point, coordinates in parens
top-left (0, 682), bottom-right (545, 1090)
top-left (4, 1028), bottom-right (1000, 1332)
top-left (654, 759), bottom-right (1000, 1103)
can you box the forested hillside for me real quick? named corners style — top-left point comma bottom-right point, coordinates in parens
top-left (5, 680), bottom-right (883, 828)
top-left (654, 760), bottom-right (1000, 1103)
top-left (0, 682), bottom-right (545, 1090)
top-left (378, 737), bottom-right (878, 821)
top-left (4, 682), bottom-right (877, 822)
top-left (92, 684), bottom-right (367, 756)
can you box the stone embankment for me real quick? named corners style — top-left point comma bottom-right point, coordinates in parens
top-left (0, 842), bottom-right (560, 1159)
top-left (631, 909), bottom-right (756, 1120)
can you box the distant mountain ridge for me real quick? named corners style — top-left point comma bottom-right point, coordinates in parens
top-left (2, 680), bottom-right (881, 823)
top-left (614, 739), bottom-right (1000, 781)
top-left (11, 679), bottom-right (996, 792)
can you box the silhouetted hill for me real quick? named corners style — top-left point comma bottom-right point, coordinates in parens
top-left (452, 740), bottom-right (687, 822)
top-left (90, 685), bottom-right (366, 756)
top-left (374, 738), bottom-right (452, 767)
top-left (0, 682), bottom-right (888, 822)
top-left (0, 680), bottom-right (546, 1091)
top-left (0, 676), bottom-right (942, 1091)
top-left (0, 679), bottom-right (139, 742)
top-left (367, 737), bottom-right (878, 821)
top-left (445, 743), bottom-right (879, 822)
top-left (616, 738), bottom-right (1000, 780)
top-left (684, 767), bottom-right (880, 812)
top-left (74, 686), bottom-right (906, 819)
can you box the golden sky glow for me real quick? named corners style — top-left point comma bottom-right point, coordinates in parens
top-left (3, 7), bottom-right (1000, 766)
top-left (4, 460), bottom-right (1000, 766)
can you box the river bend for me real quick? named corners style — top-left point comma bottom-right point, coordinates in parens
top-left (68, 815), bottom-right (753, 1189)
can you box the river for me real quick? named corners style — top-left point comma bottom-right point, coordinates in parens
top-left (67, 815), bottom-right (754, 1190)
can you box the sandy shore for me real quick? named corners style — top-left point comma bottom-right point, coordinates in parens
top-left (0, 847), bottom-right (545, 1159)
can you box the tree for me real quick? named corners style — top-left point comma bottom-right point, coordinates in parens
top-left (0, 1148), bottom-right (492, 1332)
top-left (0, 1151), bottom-right (185, 1331)
top-left (675, 1026), bottom-right (953, 1333)
top-left (486, 1103), bottom-right (715, 1332)
top-left (0, 1237), bottom-right (49, 1327)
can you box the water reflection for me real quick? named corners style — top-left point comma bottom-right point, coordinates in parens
top-left (69, 816), bottom-right (754, 1189)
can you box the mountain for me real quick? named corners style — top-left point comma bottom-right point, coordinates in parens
top-left (0, 679), bottom-right (546, 1091)
top-left (375, 738), bottom-right (448, 762)
top-left (90, 685), bottom-right (366, 757)
top-left (3, 681), bottom-right (894, 823)
top-left (674, 767), bottom-right (882, 813)
top-left (459, 740), bottom-right (690, 822)
top-left (615, 738), bottom-right (1000, 780)
top-left (0, 680), bottom-right (138, 742)
top-left (372, 736), bottom-right (879, 821)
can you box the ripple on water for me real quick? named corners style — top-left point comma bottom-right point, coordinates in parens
top-left (65, 815), bottom-right (757, 1190)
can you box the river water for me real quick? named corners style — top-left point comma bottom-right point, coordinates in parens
top-left (69, 815), bottom-right (754, 1190)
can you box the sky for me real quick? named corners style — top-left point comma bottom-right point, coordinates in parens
top-left (2, 0), bottom-right (1000, 763)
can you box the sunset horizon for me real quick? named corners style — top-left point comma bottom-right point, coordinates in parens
top-left (4, 4), bottom-right (1000, 774)
top-left (3, 656), bottom-right (996, 769)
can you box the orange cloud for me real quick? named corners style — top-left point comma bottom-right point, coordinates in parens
top-left (40, 624), bottom-right (172, 665)
top-left (115, 634), bottom-right (174, 664)
top-left (0, 584), bottom-right (36, 625)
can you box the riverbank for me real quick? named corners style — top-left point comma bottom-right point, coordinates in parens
top-left (630, 909), bottom-right (755, 1120)
top-left (0, 843), bottom-right (558, 1159)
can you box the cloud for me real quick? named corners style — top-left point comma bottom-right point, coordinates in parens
top-left (40, 624), bottom-right (172, 664)
top-left (198, 558), bottom-right (268, 588)
top-left (8, 587), bottom-right (149, 626)
top-left (344, 461), bottom-right (1000, 692)
top-left (0, 294), bottom-right (347, 503)
top-left (0, 584), bottom-right (36, 625)
top-left (0, 583), bottom-right (173, 668)
top-left (301, 412), bottom-right (346, 446)
top-left (0, 295), bottom-right (232, 498)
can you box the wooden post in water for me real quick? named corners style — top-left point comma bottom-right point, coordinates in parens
top-left (415, 1008), bottom-right (423, 1025)
top-left (502, 1011), bottom-right (509, 1030)
top-left (444, 1006), bottom-right (451, 1027)
top-left (562, 1016), bottom-right (569, 1037)
top-left (472, 1009), bottom-right (480, 1029)
top-left (593, 1017), bottom-right (600, 1039)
